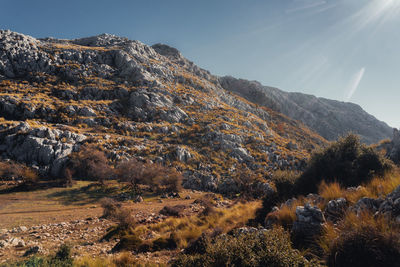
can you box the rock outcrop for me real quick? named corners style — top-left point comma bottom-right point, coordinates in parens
top-left (0, 122), bottom-right (85, 176)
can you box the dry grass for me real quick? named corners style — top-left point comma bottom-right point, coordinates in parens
top-left (318, 171), bottom-right (400, 205)
top-left (319, 211), bottom-right (400, 257)
top-left (269, 171), bottom-right (400, 231)
top-left (266, 197), bottom-right (307, 229)
top-left (134, 201), bottom-right (260, 248)
top-left (318, 181), bottom-right (344, 202)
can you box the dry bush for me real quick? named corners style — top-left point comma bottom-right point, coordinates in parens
top-left (265, 197), bottom-right (305, 229)
top-left (100, 198), bottom-right (121, 219)
top-left (112, 252), bottom-right (138, 267)
top-left (116, 159), bottom-right (146, 193)
top-left (68, 144), bottom-right (112, 184)
top-left (319, 211), bottom-right (400, 267)
top-left (114, 207), bottom-right (136, 230)
top-left (231, 164), bottom-right (264, 198)
top-left (271, 170), bottom-right (299, 200)
top-left (100, 198), bottom-right (135, 233)
top-left (0, 161), bottom-right (38, 184)
top-left (116, 159), bottom-right (182, 194)
top-left (159, 205), bottom-right (186, 217)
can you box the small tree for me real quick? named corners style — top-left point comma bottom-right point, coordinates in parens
top-left (116, 159), bottom-right (147, 194)
top-left (68, 144), bottom-right (112, 184)
top-left (116, 159), bottom-right (182, 194)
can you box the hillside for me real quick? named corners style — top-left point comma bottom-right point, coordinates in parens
top-left (219, 76), bottom-right (393, 144)
top-left (0, 30), bottom-right (326, 192)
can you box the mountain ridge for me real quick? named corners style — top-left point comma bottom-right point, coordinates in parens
top-left (219, 76), bottom-right (393, 144)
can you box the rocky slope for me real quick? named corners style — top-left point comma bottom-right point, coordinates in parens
top-left (0, 30), bottom-right (327, 192)
top-left (219, 76), bottom-right (393, 144)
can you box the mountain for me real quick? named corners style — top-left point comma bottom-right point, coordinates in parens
top-left (219, 76), bottom-right (393, 144)
top-left (0, 30), bottom-right (327, 193)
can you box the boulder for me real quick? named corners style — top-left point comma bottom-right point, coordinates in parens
top-left (351, 197), bottom-right (383, 215)
top-left (324, 198), bottom-right (348, 222)
top-left (175, 146), bottom-right (192, 162)
top-left (377, 185), bottom-right (400, 219)
top-left (292, 203), bottom-right (325, 246)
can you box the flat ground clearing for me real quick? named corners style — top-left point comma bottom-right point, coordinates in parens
top-left (0, 181), bottom-right (203, 228)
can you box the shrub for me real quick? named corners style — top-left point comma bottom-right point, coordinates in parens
top-left (326, 226), bottom-right (400, 267)
top-left (112, 234), bottom-right (143, 252)
top-left (172, 227), bottom-right (319, 267)
top-left (100, 197), bottom-right (121, 218)
top-left (272, 170), bottom-right (299, 200)
top-left (231, 164), bottom-right (264, 198)
top-left (152, 234), bottom-right (178, 251)
top-left (117, 159), bottom-right (182, 194)
top-left (251, 191), bottom-right (279, 226)
top-left (54, 243), bottom-right (72, 262)
top-left (68, 144), bottom-right (112, 184)
top-left (116, 159), bottom-right (147, 193)
top-left (159, 205), bottom-right (186, 217)
top-left (112, 252), bottom-right (138, 267)
top-left (294, 134), bottom-right (392, 195)
top-left (113, 207), bottom-right (136, 230)
top-left (0, 161), bottom-right (38, 184)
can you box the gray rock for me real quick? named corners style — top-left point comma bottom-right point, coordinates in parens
top-left (175, 146), bottom-right (192, 162)
top-left (0, 122), bottom-right (86, 176)
top-left (79, 107), bottom-right (97, 117)
top-left (292, 203), bottom-right (325, 244)
top-left (377, 185), bottom-right (400, 218)
top-left (352, 197), bottom-right (383, 215)
top-left (324, 198), bottom-right (348, 222)
top-left (230, 147), bottom-right (254, 162)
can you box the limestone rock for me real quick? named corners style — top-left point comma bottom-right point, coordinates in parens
top-left (0, 122), bottom-right (86, 176)
top-left (324, 198), bottom-right (348, 222)
top-left (292, 203), bottom-right (325, 245)
top-left (351, 197), bottom-right (383, 215)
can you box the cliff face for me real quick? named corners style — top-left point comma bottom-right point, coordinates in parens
top-left (0, 30), bottom-right (327, 192)
top-left (219, 76), bottom-right (393, 144)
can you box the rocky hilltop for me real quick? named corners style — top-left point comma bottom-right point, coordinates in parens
top-left (0, 30), bottom-right (327, 192)
top-left (219, 76), bottom-right (392, 144)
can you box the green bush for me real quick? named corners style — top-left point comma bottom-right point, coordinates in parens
top-left (272, 170), bottom-right (299, 200)
top-left (294, 134), bottom-right (392, 195)
top-left (112, 234), bottom-right (143, 252)
top-left (2, 244), bottom-right (73, 267)
top-left (327, 226), bottom-right (400, 267)
top-left (172, 227), bottom-right (319, 267)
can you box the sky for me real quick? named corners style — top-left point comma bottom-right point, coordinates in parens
top-left (1, 0), bottom-right (399, 128)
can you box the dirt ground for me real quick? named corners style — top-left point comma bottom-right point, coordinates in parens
top-left (0, 181), bottom-right (206, 264)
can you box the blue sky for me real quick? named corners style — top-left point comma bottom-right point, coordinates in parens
top-left (1, 0), bottom-right (399, 128)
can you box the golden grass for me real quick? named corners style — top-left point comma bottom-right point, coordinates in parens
top-left (318, 211), bottom-right (400, 255)
top-left (267, 197), bottom-right (305, 229)
top-left (318, 181), bottom-right (345, 203)
top-left (134, 201), bottom-right (260, 248)
top-left (271, 171), bottom-right (400, 231)
top-left (318, 171), bottom-right (400, 205)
